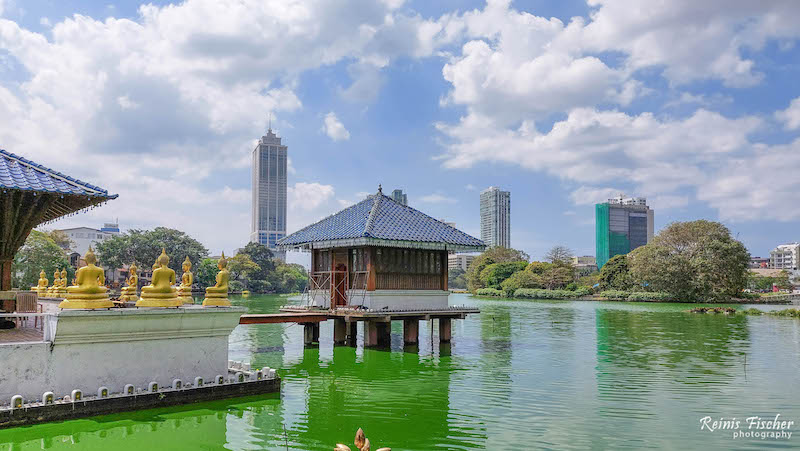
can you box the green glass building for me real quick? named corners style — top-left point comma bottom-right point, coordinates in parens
top-left (596, 196), bottom-right (654, 269)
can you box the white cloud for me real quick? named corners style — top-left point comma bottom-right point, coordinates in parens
top-left (464, 184), bottom-right (476, 191)
top-left (419, 193), bottom-right (457, 204)
top-left (39, 17), bottom-right (50, 27)
top-left (569, 186), bottom-right (625, 206)
top-left (776, 97), bottom-right (800, 130)
top-left (322, 112), bottom-right (350, 141)
top-left (116, 95), bottom-right (139, 110)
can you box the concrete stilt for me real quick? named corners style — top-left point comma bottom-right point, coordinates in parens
top-left (403, 319), bottom-right (419, 346)
top-left (376, 322), bottom-right (391, 347)
top-left (346, 321), bottom-right (358, 347)
top-left (303, 323), bottom-right (320, 346)
top-left (439, 317), bottom-right (452, 343)
top-left (333, 318), bottom-right (347, 345)
top-left (364, 321), bottom-right (379, 347)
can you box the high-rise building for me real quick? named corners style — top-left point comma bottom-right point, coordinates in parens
top-left (770, 243), bottom-right (800, 270)
top-left (250, 126), bottom-right (287, 256)
top-left (448, 253), bottom-right (477, 272)
top-left (391, 189), bottom-right (408, 206)
top-left (480, 186), bottom-right (511, 248)
top-left (595, 195), bottom-right (654, 269)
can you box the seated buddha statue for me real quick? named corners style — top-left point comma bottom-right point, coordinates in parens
top-left (203, 252), bottom-right (231, 307)
top-left (47, 269), bottom-right (61, 297)
top-left (136, 248), bottom-right (181, 307)
top-left (59, 247), bottom-right (112, 309)
top-left (56, 268), bottom-right (69, 297)
top-left (177, 257), bottom-right (194, 304)
top-left (120, 262), bottom-right (139, 302)
top-left (32, 270), bottom-right (49, 296)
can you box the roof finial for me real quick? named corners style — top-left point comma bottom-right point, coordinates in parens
top-left (267, 112), bottom-right (272, 133)
top-left (378, 184), bottom-right (382, 194)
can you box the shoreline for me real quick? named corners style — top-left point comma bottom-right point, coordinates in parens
top-left (464, 292), bottom-right (793, 304)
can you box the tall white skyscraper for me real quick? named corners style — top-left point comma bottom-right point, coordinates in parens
top-left (480, 186), bottom-right (511, 248)
top-left (250, 127), bottom-right (287, 255)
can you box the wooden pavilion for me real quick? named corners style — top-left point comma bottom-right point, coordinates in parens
top-left (278, 186), bottom-right (485, 311)
top-left (0, 149), bottom-right (117, 290)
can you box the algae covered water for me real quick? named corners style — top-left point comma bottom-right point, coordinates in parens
top-left (2, 294), bottom-right (799, 450)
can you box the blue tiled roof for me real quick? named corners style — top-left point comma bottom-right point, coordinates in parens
top-left (0, 149), bottom-right (117, 198)
top-left (279, 192), bottom-right (485, 250)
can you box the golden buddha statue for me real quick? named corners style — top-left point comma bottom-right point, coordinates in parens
top-left (120, 262), bottom-right (139, 302)
top-left (136, 248), bottom-right (181, 307)
top-left (177, 257), bottom-right (194, 304)
top-left (203, 252), bottom-right (231, 307)
top-left (32, 270), bottom-right (49, 296)
top-left (47, 269), bottom-right (61, 297)
top-left (56, 268), bottom-right (68, 297)
top-left (59, 247), bottom-right (112, 309)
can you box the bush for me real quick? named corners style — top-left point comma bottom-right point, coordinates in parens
top-left (513, 288), bottom-right (588, 300)
top-left (500, 270), bottom-right (543, 296)
top-left (626, 291), bottom-right (674, 302)
top-left (476, 288), bottom-right (505, 297)
top-left (597, 290), bottom-right (629, 300)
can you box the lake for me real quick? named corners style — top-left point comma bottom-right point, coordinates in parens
top-left (1, 293), bottom-right (799, 450)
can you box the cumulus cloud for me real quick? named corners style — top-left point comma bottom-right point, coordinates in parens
top-left (322, 112), bottom-right (350, 141)
top-left (776, 97), bottom-right (800, 130)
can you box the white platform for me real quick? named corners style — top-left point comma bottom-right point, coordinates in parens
top-left (0, 306), bottom-right (244, 401)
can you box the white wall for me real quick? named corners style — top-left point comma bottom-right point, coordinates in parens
top-left (0, 307), bottom-right (244, 401)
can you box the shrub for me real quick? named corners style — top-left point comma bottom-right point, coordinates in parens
top-left (597, 290), bottom-right (629, 300)
top-left (500, 270), bottom-right (543, 296)
top-left (626, 291), bottom-right (674, 302)
top-left (476, 288), bottom-right (505, 297)
top-left (513, 288), bottom-right (587, 300)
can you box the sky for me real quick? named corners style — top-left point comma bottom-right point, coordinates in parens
top-left (2, 0), bottom-right (800, 262)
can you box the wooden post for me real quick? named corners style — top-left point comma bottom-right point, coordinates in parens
top-left (333, 318), bottom-right (347, 345)
top-left (442, 251), bottom-right (448, 291)
top-left (0, 260), bottom-right (11, 291)
top-left (366, 247), bottom-right (377, 291)
top-left (364, 321), bottom-right (378, 347)
top-left (403, 319), bottom-right (419, 346)
top-left (439, 317), bottom-right (452, 343)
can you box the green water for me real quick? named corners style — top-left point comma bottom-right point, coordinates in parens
top-left (2, 294), bottom-right (800, 450)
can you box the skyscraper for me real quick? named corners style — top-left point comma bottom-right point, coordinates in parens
top-left (595, 195), bottom-right (654, 269)
top-left (391, 189), bottom-right (407, 206)
top-left (480, 186), bottom-right (511, 248)
top-left (250, 126), bottom-right (287, 256)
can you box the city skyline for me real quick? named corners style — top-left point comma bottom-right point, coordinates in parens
top-left (250, 127), bottom-right (288, 256)
top-left (3, 1), bottom-right (800, 261)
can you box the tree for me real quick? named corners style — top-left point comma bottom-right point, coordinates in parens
top-left (448, 268), bottom-right (467, 290)
top-left (541, 266), bottom-right (574, 289)
top-left (500, 270), bottom-right (543, 296)
top-left (46, 230), bottom-right (74, 250)
top-left (479, 261), bottom-right (528, 288)
top-left (545, 245), bottom-right (574, 266)
top-left (228, 254), bottom-right (261, 286)
top-left (274, 263), bottom-right (309, 293)
top-left (598, 254), bottom-right (633, 290)
top-left (95, 227), bottom-right (208, 270)
top-left (466, 247), bottom-right (529, 292)
top-left (12, 230), bottom-right (73, 289)
top-left (627, 220), bottom-right (750, 301)
top-left (195, 258), bottom-right (220, 288)
top-left (526, 261), bottom-right (554, 275)
top-left (237, 242), bottom-right (276, 280)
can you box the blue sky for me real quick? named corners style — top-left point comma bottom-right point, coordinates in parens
top-left (2, 0), bottom-right (800, 261)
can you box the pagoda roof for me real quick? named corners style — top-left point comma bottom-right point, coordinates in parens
top-left (278, 189), bottom-right (485, 252)
top-left (0, 149), bottom-right (117, 225)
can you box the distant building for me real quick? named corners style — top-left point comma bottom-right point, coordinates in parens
top-left (595, 195), bottom-right (654, 269)
top-left (57, 224), bottom-right (120, 267)
top-left (572, 256), bottom-right (597, 275)
top-left (749, 256), bottom-right (770, 268)
top-left (480, 186), bottom-right (511, 248)
top-left (391, 189), bottom-right (408, 206)
top-left (250, 126), bottom-right (287, 259)
top-left (448, 253), bottom-right (476, 272)
top-left (770, 243), bottom-right (800, 270)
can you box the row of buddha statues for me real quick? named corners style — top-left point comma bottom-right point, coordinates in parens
top-left (34, 247), bottom-right (231, 309)
top-left (32, 269), bottom-right (70, 298)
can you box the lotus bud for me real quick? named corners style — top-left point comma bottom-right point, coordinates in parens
top-left (354, 428), bottom-right (365, 448)
top-left (335, 445), bottom-right (352, 451)
top-left (360, 438), bottom-right (370, 451)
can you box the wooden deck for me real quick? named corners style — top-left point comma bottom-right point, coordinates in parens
top-left (239, 306), bottom-right (480, 325)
